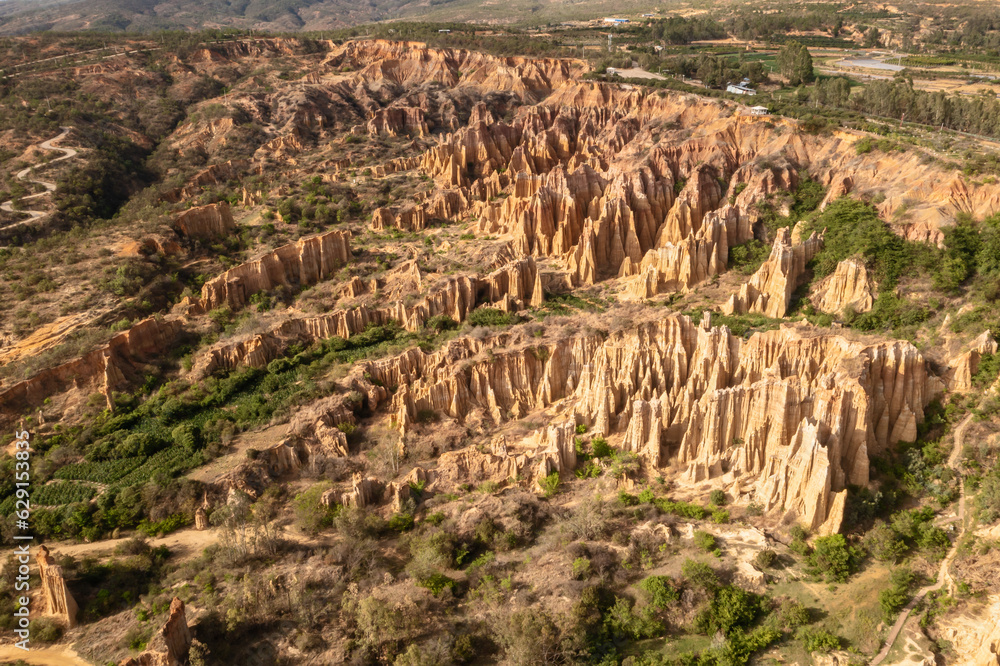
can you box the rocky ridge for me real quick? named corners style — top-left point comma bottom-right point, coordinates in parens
top-left (811, 257), bottom-right (875, 315)
top-left (192, 228), bottom-right (352, 312)
top-left (289, 313), bottom-right (940, 533)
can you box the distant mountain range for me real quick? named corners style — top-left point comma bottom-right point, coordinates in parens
top-left (0, 0), bottom-right (659, 34)
top-left (0, 0), bottom-right (399, 34)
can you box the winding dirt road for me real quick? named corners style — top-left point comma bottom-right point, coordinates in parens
top-left (869, 413), bottom-right (973, 665)
top-left (0, 127), bottom-right (76, 227)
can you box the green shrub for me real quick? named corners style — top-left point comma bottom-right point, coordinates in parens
top-left (423, 512), bottom-right (446, 526)
top-left (728, 239), bottom-right (770, 275)
top-left (608, 450), bottom-right (640, 479)
top-left (695, 585), bottom-right (765, 636)
top-left (591, 436), bottom-right (613, 458)
top-left (467, 307), bottom-right (518, 327)
top-left (30, 617), bottom-right (63, 643)
top-left (864, 520), bottom-right (908, 563)
top-left (654, 498), bottom-right (707, 520)
top-left (605, 596), bottom-right (664, 640)
top-left (722, 626), bottom-right (782, 665)
top-left (539, 472), bottom-right (560, 498)
top-left (637, 575), bottom-right (680, 610)
top-left (418, 573), bottom-right (456, 596)
top-left (171, 423), bottom-right (200, 450)
top-left (807, 534), bottom-right (859, 583)
top-left (572, 557), bottom-right (591, 580)
top-left (753, 549), bottom-right (776, 569)
top-left (293, 484), bottom-right (337, 534)
top-left (137, 513), bottom-right (186, 537)
top-left (681, 559), bottom-right (719, 593)
top-left (694, 530), bottom-right (721, 557)
top-left (388, 512), bottom-right (415, 532)
top-left (425, 314), bottom-right (458, 332)
top-left (618, 491), bottom-right (640, 507)
top-left (879, 567), bottom-right (915, 620)
top-left (977, 467), bottom-right (1000, 524)
top-left (797, 626), bottom-right (842, 653)
top-left (709, 489), bottom-right (727, 506)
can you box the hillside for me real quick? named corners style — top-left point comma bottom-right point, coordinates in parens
top-left (0, 0), bottom-right (665, 34)
top-left (0, 29), bottom-right (999, 666)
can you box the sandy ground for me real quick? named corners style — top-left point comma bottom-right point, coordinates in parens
top-left (0, 644), bottom-right (91, 666)
top-left (45, 527), bottom-right (220, 561)
top-left (613, 67), bottom-right (668, 81)
top-left (185, 422), bottom-right (289, 483)
top-left (46, 521), bottom-right (330, 564)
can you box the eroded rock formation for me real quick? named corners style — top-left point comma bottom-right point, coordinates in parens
top-left (0, 317), bottom-right (183, 427)
top-left (948, 330), bottom-right (997, 391)
top-left (371, 205), bottom-right (427, 232)
top-left (725, 227), bottom-right (823, 318)
top-left (37, 545), bottom-right (78, 628)
top-left (162, 159), bottom-right (249, 203)
top-left (812, 258), bottom-right (874, 315)
top-left (119, 597), bottom-right (192, 666)
top-left (172, 202), bottom-right (236, 240)
top-left (347, 315), bottom-right (932, 533)
top-left (193, 258), bottom-right (541, 376)
top-left (196, 229), bottom-right (351, 311)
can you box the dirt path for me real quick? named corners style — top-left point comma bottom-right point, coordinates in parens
top-left (44, 526), bottom-right (220, 562)
top-left (0, 127), bottom-right (77, 226)
top-left (45, 522), bottom-right (326, 564)
top-left (0, 644), bottom-right (91, 666)
top-left (869, 413), bottom-right (973, 665)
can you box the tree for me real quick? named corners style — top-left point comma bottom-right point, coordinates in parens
top-left (795, 46), bottom-right (815, 85)
top-left (638, 575), bottom-right (680, 610)
top-left (978, 469), bottom-right (1000, 523)
top-left (491, 608), bottom-right (576, 665)
top-left (682, 558), bottom-right (719, 593)
top-left (695, 585), bottom-right (764, 635)
top-left (879, 567), bottom-right (915, 620)
top-left (808, 534), bottom-right (859, 583)
top-left (777, 41), bottom-right (813, 86)
top-left (864, 27), bottom-right (881, 48)
top-left (864, 521), bottom-right (907, 563)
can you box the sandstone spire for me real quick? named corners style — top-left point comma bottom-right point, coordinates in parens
top-left (37, 545), bottom-right (78, 628)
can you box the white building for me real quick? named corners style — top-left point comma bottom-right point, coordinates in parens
top-left (749, 106), bottom-right (769, 116)
top-left (603, 17), bottom-right (630, 24)
top-left (727, 78), bottom-right (756, 95)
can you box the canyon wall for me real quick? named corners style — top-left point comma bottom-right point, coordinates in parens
top-left (194, 257), bottom-right (540, 376)
top-left (0, 317), bottom-right (183, 427)
top-left (172, 202), bottom-right (236, 240)
top-left (196, 229), bottom-right (352, 311)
